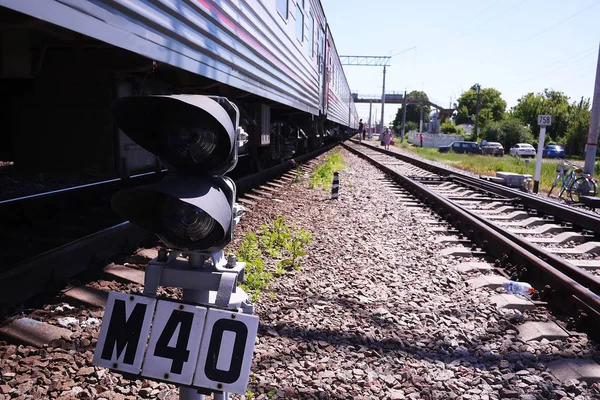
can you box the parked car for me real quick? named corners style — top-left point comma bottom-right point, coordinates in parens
top-left (438, 141), bottom-right (482, 154)
top-left (542, 144), bottom-right (565, 158)
top-left (481, 142), bottom-right (504, 156)
top-left (509, 143), bottom-right (536, 158)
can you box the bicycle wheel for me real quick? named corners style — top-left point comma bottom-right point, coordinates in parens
top-left (569, 177), bottom-right (597, 202)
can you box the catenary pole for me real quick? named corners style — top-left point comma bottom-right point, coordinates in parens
top-left (401, 89), bottom-right (407, 142)
top-left (419, 102), bottom-right (424, 133)
top-left (380, 65), bottom-right (386, 134)
top-left (368, 101), bottom-right (372, 134)
top-left (584, 42), bottom-right (600, 176)
top-left (473, 84), bottom-right (481, 141)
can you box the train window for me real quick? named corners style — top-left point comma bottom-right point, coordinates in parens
top-left (296, 4), bottom-right (304, 42)
top-left (308, 14), bottom-right (314, 58)
top-left (277, 0), bottom-right (288, 20)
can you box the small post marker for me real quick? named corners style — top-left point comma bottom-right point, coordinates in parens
top-left (331, 172), bottom-right (340, 199)
top-left (534, 114), bottom-right (552, 193)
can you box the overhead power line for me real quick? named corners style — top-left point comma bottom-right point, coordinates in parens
top-left (515, 47), bottom-right (599, 86)
top-left (475, 0), bottom-right (529, 28)
top-left (528, 1), bottom-right (600, 40)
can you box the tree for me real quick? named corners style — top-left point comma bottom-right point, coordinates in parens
top-left (564, 97), bottom-right (591, 156)
top-left (501, 118), bottom-right (533, 150)
top-left (393, 90), bottom-right (431, 131)
top-left (454, 85), bottom-right (507, 131)
top-left (510, 89), bottom-right (570, 143)
top-left (482, 122), bottom-right (503, 143)
top-left (404, 121), bottom-right (418, 132)
top-left (482, 118), bottom-right (533, 150)
top-left (440, 121), bottom-right (457, 134)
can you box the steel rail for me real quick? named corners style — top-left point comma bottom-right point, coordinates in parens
top-left (0, 144), bottom-right (339, 312)
top-left (355, 140), bottom-right (600, 232)
top-left (343, 142), bottom-right (600, 328)
top-left (0, 170), bottom-right (168, 215)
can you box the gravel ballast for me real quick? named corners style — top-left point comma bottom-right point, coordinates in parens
top-left (0, 145), bottom-right (599, 400)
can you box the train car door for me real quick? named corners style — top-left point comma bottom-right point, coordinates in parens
top-left (317, 26), bottom-right (327, 115)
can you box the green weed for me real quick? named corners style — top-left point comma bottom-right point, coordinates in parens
top-left (236, 216), bottom-right (312, 301)
top-left (237, 232), bottom-right (272, 302)
top-left (278, 228), bottom-right (312, 271)
top-left (258, 216), bottom-right (291, 258)
top-left (309, 150), bottom-right (347, 190)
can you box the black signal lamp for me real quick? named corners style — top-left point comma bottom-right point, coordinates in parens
top-left (110, 95), bottom-right (247, 252)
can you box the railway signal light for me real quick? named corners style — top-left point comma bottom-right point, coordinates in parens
top-left (110, 95), bottom-right (247, 252)
top-left (95, 94), bottom-right (258, 397)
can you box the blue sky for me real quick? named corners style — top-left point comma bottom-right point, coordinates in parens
top-left (321, 0), bottom-right (600, 125)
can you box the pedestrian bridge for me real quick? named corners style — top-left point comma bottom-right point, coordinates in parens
top-left (352, 93), bottom-right (454, 120)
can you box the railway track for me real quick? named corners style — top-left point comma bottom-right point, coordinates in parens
top-left (344, 140), bottom-right (600, 337)
top-left (2, 145), bottom-right (600, 399)
top-left (0, 144), bottom-right (336, 314)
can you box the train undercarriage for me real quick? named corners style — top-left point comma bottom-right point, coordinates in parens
top-left (0, 5), bottom-right (349, 185)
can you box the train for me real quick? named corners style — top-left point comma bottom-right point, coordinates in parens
top-left (0, 0), bottom-right (358, 177)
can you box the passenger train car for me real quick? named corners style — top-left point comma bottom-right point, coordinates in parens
top-left (0, 0), bottom-right (358, 176)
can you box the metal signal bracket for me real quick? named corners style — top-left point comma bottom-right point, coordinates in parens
top-left (142, 250), bottom-right (254, 315)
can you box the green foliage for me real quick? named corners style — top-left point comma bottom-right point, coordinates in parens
top-left (564, 97), bottom-right (591, 157)
top-left (481, 118), bottom-right (533, 150)
top-left (393, 90), bottom-right (431, 130)
top-left (501, 118), bottom-right (534, 150)
top-left (245, 389), bottom-right (255, 399)
top-left (404, 121), bottom-right (419, 132)
top-left (454, 85), bottom-right (507, 129)
top-left (510, 89), bottom-right (570, 143)
top-left (259, 216), bottom-right (311, 272)
top-left (258, 216), bottom-right (291, 258)
top-left (237, 216), bottom-right (312, 301)
top-left (237, 233), bottom-right (272, 302)
top-left (309, 150), bottom-right (347, 190)
top-left (482, 122), bottom-right (503, 142)
top-left (278, 228), bottom-right (312, 271)
top-left (440, 121), bottom-right (457, 134)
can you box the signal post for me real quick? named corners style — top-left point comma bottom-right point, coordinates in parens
top-left (533, 114), bottom-right (552, 194)
top-left (92, 95), bottom-right (257, 400)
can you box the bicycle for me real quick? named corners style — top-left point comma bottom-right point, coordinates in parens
top-left (548, 160), bottom-right (598, 202)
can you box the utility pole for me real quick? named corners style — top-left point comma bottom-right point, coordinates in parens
top-left (419, 102), bottom-right (424, 133)
top-left (380, 65), bottom-right (387, 134)
top-left (401, 89), bottom-right (408, 142)
top-left (368, 101), bottom-right (373, 135)
top-left (473, 83), bottom-right (481, 141)
top-left (584, 43), bottom-right (600, 176)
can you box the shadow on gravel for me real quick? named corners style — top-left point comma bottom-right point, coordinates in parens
top-left (258, 293), bottom-right (597, 372)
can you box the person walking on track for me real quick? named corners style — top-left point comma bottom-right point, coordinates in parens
top-left (358, 119), bottom-right (364, 142)
top-left (383, 128), bottom-right (392, 150)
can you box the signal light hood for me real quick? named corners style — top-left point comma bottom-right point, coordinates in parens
top-left (112, 95), bottom-right (237, 175)
top-left (111, 175), bottom-right (233, 252)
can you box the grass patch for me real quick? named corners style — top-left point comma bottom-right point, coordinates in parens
top-left (236, 216), bottom-right (311, 301)
top-left (309, 150), bottom-right (347, 190)
top-left (397, 145), bottom-right (588, 195)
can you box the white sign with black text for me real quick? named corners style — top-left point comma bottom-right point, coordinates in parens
top-left (92, 292), bottom-right (259, 394)
top-left (537, 114), bottom-right (552, 126)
